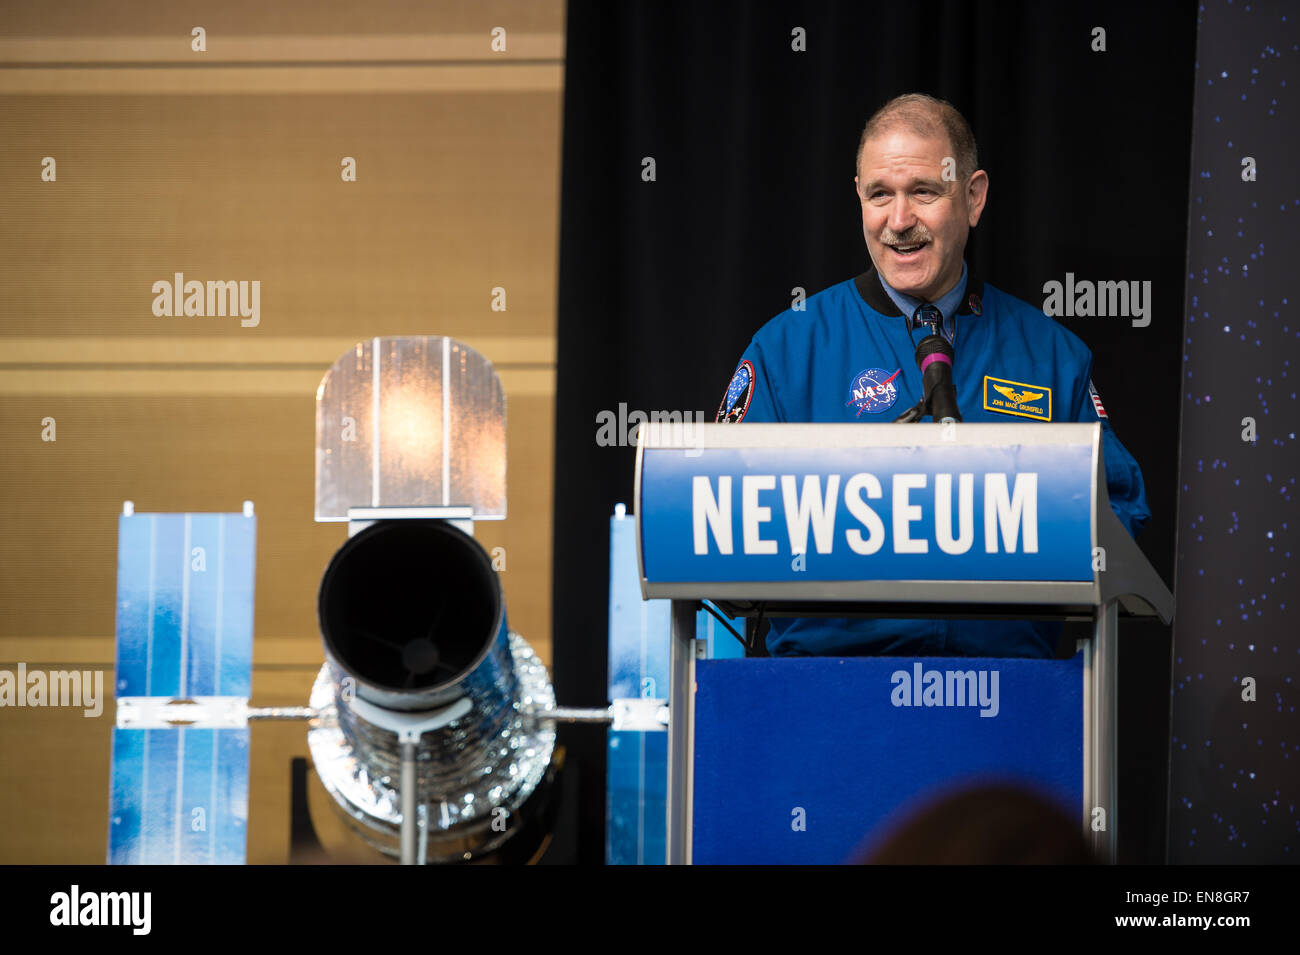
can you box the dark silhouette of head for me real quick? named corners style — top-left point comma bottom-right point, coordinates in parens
top-left (855, 781), bottom-right (1095, 865)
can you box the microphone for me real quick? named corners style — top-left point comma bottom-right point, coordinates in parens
top-left (916, 334), bottom-right (962, 423)
top-left (912, 304), bottom-right (961, 423)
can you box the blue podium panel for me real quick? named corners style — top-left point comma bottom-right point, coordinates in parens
top-left (115, 512), bottom-right (256, 699)
top-left (108, 727), bottom-right (250, 864)
top-left (692, 654), bottom-right (1083, 864)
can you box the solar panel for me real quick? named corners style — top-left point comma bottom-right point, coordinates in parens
top-left (314, 336), bottom-right (507, 522)
top-left (605, 506), bottom-right (742, 865)
top-left (108, 727), bottom-right (250, 865)
top-left (108, 509), bottom-right (257, 865)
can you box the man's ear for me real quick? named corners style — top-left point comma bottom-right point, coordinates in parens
top-left (854, 175), bottom-right (862, 202)
top-left (966, 170), bottom-right (989, 227)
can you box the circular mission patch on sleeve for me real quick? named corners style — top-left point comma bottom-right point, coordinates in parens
top-left (717, 360), bottom-right (755, 422)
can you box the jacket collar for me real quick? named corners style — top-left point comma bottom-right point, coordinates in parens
top-left (853, 263), bottom-right (985, 318)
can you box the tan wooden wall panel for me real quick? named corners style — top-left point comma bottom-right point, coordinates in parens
top-left (0, 0), bottom-right (564, 864)
top-left (0, 391), bottom-right (554, 656)
top-left (0, 0), bottom-right (564, 40)
top-left (0, 92), bottom-right (560, 338)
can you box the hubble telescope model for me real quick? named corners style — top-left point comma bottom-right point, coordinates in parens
top-left (109, 337), bottom-right (565, 864)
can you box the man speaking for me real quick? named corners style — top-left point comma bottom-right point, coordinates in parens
top-left (715, 93), bottom-right (1150, 658)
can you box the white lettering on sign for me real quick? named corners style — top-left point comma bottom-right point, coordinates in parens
top-left (780, 474), bottom-right (840, 555)
top-left (892, 473), bottom-right (928, 554)
top-left (844, 473), bottom-right (886, 555)
top-left (692, 475), bottom-right (732, 554)
top-left (935, 472), bottom-right (975, 555)
top-left (983, 473), bottom-right (1039, 553)
top-left (742, 475), bottom-right (778, 555)
top-left (688, 472), bottom-right (1040, 557)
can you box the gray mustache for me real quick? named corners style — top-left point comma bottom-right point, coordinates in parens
top-left (882, 229), bottom-right (933, 246)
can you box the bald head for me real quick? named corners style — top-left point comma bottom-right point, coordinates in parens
top-left (856, 93), bottom-right (979, 183)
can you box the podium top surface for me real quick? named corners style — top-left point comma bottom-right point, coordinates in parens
top-left (637, 420), bottom-right (1090, 449)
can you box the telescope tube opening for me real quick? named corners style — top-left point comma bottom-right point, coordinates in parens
top-left (318, 519), bottom-right (504, 709)
top-left (309, 517), bottom-right (556, 861)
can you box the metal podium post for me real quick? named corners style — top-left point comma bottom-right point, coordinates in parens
top-left (666, 599), bottom-right (698, 865)
top-left (1091, 599), bottom-right (1120, 863)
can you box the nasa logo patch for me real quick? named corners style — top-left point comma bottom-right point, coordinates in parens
top-left (846, 366), bottom-right (902, 416)
top-left (717, 360), bottom-right (755, 422)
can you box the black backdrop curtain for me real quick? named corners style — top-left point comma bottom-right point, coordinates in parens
top-left (553, 0), bottom-right (1196, 864)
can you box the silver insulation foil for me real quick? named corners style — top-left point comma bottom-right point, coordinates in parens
top-left (307, 631), bottom-right (555, 862)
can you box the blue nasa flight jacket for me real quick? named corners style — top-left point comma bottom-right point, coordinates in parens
top-left (717, 265), bottom-right (1151, 659)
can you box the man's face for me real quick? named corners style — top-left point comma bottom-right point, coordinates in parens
top-left (855, 127), bottom-right (988, 302)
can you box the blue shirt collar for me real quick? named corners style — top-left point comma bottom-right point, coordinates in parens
top-left (878, 261), bottom-right (968, 334)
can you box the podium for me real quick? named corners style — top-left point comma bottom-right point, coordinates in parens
top-left (634, 421), bottom-right (1173, 863)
